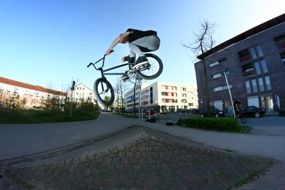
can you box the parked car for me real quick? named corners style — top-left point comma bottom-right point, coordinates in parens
top-left (279, 108), bottom-right (285, 116)
top-left (199, 107), bottom-right (224, 117)
top-left (241, 106), bottom-right (266, 118)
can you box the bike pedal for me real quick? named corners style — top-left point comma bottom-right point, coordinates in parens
top-left (120, 76), bottom-right (129, 81)
top-left (134, 63), bottom-right (150, 70)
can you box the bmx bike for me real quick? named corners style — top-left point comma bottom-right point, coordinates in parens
top-left (237, 111), bottom-right (247, 124)
top-left (87, 52), bottom-right (163, 106)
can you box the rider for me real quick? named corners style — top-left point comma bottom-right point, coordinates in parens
top-left (234, 98), bottom-right (243, 117)
top-left (105, 28), bottom-right (160, 80)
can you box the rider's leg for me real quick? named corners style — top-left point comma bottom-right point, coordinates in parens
top-left (130, 35), bottom-right (160, 52)
top-left (128, 45), bottom-right (148, 67)
top-left (129, 35), bottom-right (160, 67)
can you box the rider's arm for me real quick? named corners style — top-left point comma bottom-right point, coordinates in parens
top-left (105, 32), bottom-right (130, 55)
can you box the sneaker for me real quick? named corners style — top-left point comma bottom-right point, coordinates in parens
top-left (122, 56), bottom-right (135, 63)
top-left (120, 71), bottom-right (129, 81)
top-left (133, 56), bottom-right (149, 70)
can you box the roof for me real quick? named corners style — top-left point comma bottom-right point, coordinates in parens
top-left (197, 13), bottom-right (285, 59)
top-left (73, 82), bottom-right (94, 93)
top-left (0, 76), bottom-right (67, 96)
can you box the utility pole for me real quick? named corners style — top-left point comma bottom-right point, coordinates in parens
top-left (223, 71), bottom-right (235, 118)
top-left (133, 80), bottom-right (136, 116)
top-left (70, 80), bottom-right (75, 119)
top-left (137, 75), bottom-right (142, 120)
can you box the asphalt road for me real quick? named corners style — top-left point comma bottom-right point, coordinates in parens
top-left (1, 113), bottom-right (285, 161)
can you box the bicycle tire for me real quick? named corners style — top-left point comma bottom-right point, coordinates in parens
top-left (94, 78), bottom-right (114, 106)
top-left (240, 117), bottom-right (247, 124)
top-left (137, 53), bottom-right (163, 80)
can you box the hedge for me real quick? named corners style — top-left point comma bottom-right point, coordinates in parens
top-left (177, 117), bottom-right (250, 133)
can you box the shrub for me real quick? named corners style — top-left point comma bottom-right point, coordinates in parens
top-left (0, 102), bottom-right (100, 124)
top-left (177, 117), bottom-right (249, 133)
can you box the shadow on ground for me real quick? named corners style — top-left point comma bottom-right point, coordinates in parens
top-left (0, 126), bottom-right (272, 190)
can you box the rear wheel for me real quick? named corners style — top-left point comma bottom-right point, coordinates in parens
top-left (137, 53), bottom-right (163, 80)
top-left (255, 112), bottom-right (260, 118)
top-left (240, 117), bottom-right (247, 124)
top-left (94, 78), bottom-right (114, 106)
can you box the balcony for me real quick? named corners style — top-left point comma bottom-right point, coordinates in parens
top-left (243, 70), bottom-right (256, 77)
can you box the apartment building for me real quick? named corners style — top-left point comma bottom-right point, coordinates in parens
top-left (0, 76), bottom-right (66, 109)
top-left (66, 83), bottom-right (97, 104)
top-left (124, 81), bottom-right (198, 112)
top-left (194, 13), bottom-right (285, 113)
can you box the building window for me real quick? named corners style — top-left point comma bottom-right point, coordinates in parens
top-left (211, 73), bottom-right (223, 79)
top-left (209, 61), bottom-right (219, 68)
top-left (275, 35), bottom-right (285, 50)
top-left (213, 85), bottom-right (232, 92)
top-left (274, 35), bottom-right (285, 66)
top-left (242, 63), bottom-right (255, 77)
top-left (161, 92), bottom-right (169, 96)
top-left (247, 96), bottom-right (259, 107)
top-left (245, 80), bottom-right (251, 94)
top-left (249, 45), bottom-right (263, 59)
top-left (239, 45), bottom-right (263, 63)
top-left (208, 58), bottom-right (226, 68)
top-left (260, 60), bottom-right (268, 73)
top-left (251, 79), bottom-right (258, 93)
top-left (239, 49), bottom-right (251, 62)
top-left (281, 52), bottom-right (285, 65)
top-left (258, 78), bottom-right (265, 92)
top-left (264, 76), bottom-right (272, 91)
top-left (246, 76), bottom-right (271, 94)
top-left (243, 59), bottom-right (268, 77)
top-left (254, 61), bottom-right (262, 75)
top-left (213, 86), bottom-right (224, 92)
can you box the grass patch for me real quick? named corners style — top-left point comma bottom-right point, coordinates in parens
top-left (0, 102), bottom-right (100, 124)
top-left (177, 117), bottom-right (251, 133)
top-left (115, 112), bottom-right (138, 119)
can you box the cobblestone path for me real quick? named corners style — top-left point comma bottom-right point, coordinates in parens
top-left (0, 126), bottom-right (272, 190)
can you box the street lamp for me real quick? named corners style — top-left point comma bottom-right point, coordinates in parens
top-left (223, 69), bottom-right (236, 118)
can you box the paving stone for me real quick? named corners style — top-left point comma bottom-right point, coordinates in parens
top-left (0, 126), bottom-right (272, 190)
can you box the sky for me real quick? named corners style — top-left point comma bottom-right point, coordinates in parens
top-left (0, 0), bottom-right (284, 92)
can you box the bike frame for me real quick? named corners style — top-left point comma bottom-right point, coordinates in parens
top-left (87, 55), bottom-right (133, 79)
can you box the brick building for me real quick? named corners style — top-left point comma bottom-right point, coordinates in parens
top-left (195, 13), bottom-right (285, 114)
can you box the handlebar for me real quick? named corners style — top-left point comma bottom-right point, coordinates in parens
top-left (87, 50), bottom-right (114, 69)
top-left (87, 62), bottom-right (93, 68)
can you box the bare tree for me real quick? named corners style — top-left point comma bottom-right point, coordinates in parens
top-left (184, 20), bottom-right (216, 110)
top-left (114, 79), bottom-right (127, 112)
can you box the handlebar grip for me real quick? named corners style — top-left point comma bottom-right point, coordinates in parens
top-left (87, 62), bottom-right (93, 68)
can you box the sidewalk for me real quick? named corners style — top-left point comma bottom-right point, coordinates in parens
top-left (132, 116), bottom-right (285, 161)
top-left (115, 114), bottom-right (285, 190)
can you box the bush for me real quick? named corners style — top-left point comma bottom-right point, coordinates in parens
top-left (0, 102), bottom-right (101, 124)
top-left (177, 117), bottom-right (249, 133)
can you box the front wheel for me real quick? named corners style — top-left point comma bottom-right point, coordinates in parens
top-left (94, 78), bottom-right (114, 106)
top-left (137, 53), bottom-right (163, 80)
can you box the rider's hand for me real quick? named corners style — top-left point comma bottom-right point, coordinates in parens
top-left (121, 56), bottom-right (127, 62)
top-left (105, 49), bottom-right (113, 56)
